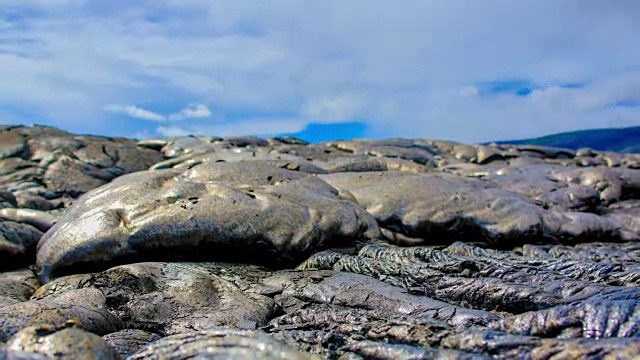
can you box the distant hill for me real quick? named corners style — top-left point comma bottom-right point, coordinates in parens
top-left (493, 126), bottom-right (640, 154)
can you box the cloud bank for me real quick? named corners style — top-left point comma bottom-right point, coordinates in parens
top-left (0, 0), bottom-right (638, 142)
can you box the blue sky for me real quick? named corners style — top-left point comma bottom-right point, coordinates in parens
top-left (1, 1), bottom-right (639, 143)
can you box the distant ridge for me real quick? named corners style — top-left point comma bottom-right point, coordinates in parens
top-left (493, 126), bottom-right (640, 154)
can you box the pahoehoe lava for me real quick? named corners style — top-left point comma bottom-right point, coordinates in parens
top-left (1, 124), bottom-right (639, 359)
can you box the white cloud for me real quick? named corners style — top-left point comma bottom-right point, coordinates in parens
top-left (156, 126), bottom-right (192, 138)
top-left (104, 104), bottom-right (166, 122)
top-left (157, 118), bottom-right (306, 138)
top-left (104, 103), bottom-right (215, 123)
top-left (0, 1), bottom-right (639, 142)
top-left (168, 103), bottom-right (212, 121)
top-left (302, 94), bottom-right (367, 123)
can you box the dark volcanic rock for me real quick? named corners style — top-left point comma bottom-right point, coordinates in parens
top-left (36, 161), bottom-right (380, 282)
top-left (459, 164), bottom-right (605, 212)
top-left (149, 148), bottom-right (328, 175)
top-left (262, 270), bottom-right (498, 328)
top-left (341, 340), bottom-right (490, 360)
top-left (299, 243), bottom-right (640, 315)
top-left (519, 241), bottom-right (640, 264)
top-left (127, 329), bottom-right (316, 360)
top-left (325, 139), bottom-right (437, 165)
top-left (1, 124), bottom-right (639, 359)
top-left (0, 220), bottom-right (43, 271)
top-left (102, 330), bottom-right (162, 359)
top-left (0, 347), bottom-right (50, 360)
top-left (0, 300), bottom-right (123, 342)
top-left (33, 262), bottom-right (276, 335)
top-left (441, 329), bottom-right (640, 360)
top-left (267, 303), bottom-right (453, 349)
top-left (0, 125), bottom-right (162, 218)
top-left (6, 325), bottom-right (120, 359)
top-left (488, 300), bottom-right (640, 338)
top-left (320, 172), bottom-right (634, 246)
top-left (137, 136), bottom-right (218, 158)
top-left (0, 269), bottom-right (38, 308)
top-left (0, 125), bottom-right (163, 271)
top-left (0, 209), bottom-right (56, 233)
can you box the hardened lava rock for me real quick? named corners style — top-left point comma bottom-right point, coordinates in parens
top-left (0, 300), bottom-right (123, 342)
top-left (320, 171), bottom-right (636, 246)
top-left (1, 125), bottom-right (162, 205)
top-left (36, 161), bottom-right (380, 282)
top-left (102, 330), bottom-right (162, 359)
top-left (261, 270), bottom-right (498, 328)
top-left (31, 262), bottom-right (276, 336)
top-left (0, 220), bottom-right (43, 271)
top-left (127, 329), bottom-right (318, 360)
top-left (0, 268), bottom-right (38, 308)
top-left (440, 329), bottom-right (640, 360)
top-left (1, 125), bottom-right (639, 359)
top-left (6, 325), bottom-right (120, 360)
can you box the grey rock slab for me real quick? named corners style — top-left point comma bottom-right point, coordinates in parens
top-left (299, 247), bottom-right (635, 314)
top-left (268, 136), bottom-right (309, 146)
top-left (140, 135), bottom-right (271, 160)
top-left (441, 329), bottom-right (640, 360)
top-left (441, 241), bottom-right (639, 287)
top-left (488, 300), bottom-right (640, 339)
top-left (527, 337), bottom-right (640, 360)
top-left (11, 193), bottom-right (62, 212)
top-left (619, 153), bottom-right (640, 169)
top-left (6, 325), bottom-right (120, 360)
top-left (135, 139), bottom-right (169, 151)
top-left (271, 144), bottom-right (358, 164)
top-left (143, 136), bottom-right (221, 158)
top-left (103, 330), bottom-right (162, 359)
top-left (222, 136), bottom-right (270, 148)
top-left (0, 269), bottom-right (38, 308)
top-left (37, 161), bottom-right (380, 282)
top-left (150, 150), bottom-right (327, 175)
top-left (341, 340), bottom-right (491, 360)
top-left (263, 270), bottom-right (498, 328)
top-left (520, 241), bottom-right (640, 264)
top-left (0, 300), bottom-right (123, 342)
top-left (473, 165), bottom-right (604, 212)
top-left (439, 143), bottom-right (514, 165)
top-left (72, 136), bottom-right (163, 175)
top-left (39, 152), bottom-right (122, 199)
top-left (326, 157), bottom-right (432, 174)
top-left (326, 139), bottom-right (436, 165)
top-left (0, 132), bottom-right (27, 160)
top-left (505, 144), bottom-right (575, 159)
top-left (127, 329), bottom-right (318, 360)
top-left (604, 202), bottom-right (640, 240)
top-left (267, 302), bottom-right (452, 350)
top-left (268, 329), bottom-right (343, 357)
top-left (30, 274), bottom-right (86, 300)
top-left (14, 126), bottom-right (162, 173)
top-left (320, 171), bottom-right (633, 246)
top-left (423, 140), bottom-right (527, 166)
top-left (1, 125), bottom-right (163, 205)
top-left (39, 262), bottom-right (277, 335)
top-left (43, 288), bottom-right (108, 310)
top-left (0, 190), bottom-right (17, 209)
top-left (550, 166), bottom-right (640, 204)
top-left (0, 220), bottom-right (42, 271)
top-left (0, 209), bottom-right (56, 232)
top-left (0, 165), bottom-right (39, 190)
top-left (0, 347), bottom-right (50, 360)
